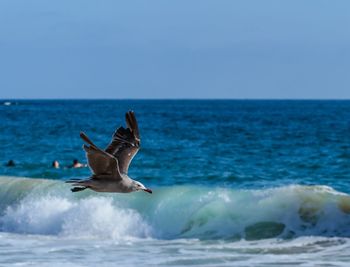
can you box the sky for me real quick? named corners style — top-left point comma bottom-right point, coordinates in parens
top-left (0, 0), bottom-right (349, 99)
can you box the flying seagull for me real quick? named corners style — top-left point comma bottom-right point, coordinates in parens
top-left (67, 111), bottom-right (152, 194)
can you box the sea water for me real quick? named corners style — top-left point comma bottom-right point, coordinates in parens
top-left (0, 100), bottom-right (350, 266)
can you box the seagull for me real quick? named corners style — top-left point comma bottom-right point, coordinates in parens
top-left (67, 111), bottom-right (152, 194)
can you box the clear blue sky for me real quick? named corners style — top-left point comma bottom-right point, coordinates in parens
top-left (0, 0), bottom-right (349, 99)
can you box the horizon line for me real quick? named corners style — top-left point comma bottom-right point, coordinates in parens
top-left (1, 98), bottom-right (350, 101)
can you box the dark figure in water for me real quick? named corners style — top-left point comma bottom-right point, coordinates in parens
top-left (70, 159), bottom-right (86, 168)
top-left (5, 160), bottom-right (15, 167)
top-left (52, 160), bottom-right (60, 169)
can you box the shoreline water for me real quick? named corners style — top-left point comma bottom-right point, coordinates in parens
top-left (0, 176), bottom-right (350, 266)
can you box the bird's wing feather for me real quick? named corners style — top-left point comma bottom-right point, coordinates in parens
top-left (105, 111), bottom-right (140, 174)
top-left (80, 132), bottom-right (122, 180)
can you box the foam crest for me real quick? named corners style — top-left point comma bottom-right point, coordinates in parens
top-left (1, 196), bottom-right (72, 235)
top-left (1, 195), bottom-right (151, 240)
top-left (61, 197), bottom-right (151, 239)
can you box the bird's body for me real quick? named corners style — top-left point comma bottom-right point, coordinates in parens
top-left (72, 177), bottom-right (133, 193)
top-left (67, 111), bottom-right (152, 194)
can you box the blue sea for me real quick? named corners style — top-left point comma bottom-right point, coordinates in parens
top-left (1, 100), bottom-right (350, 266)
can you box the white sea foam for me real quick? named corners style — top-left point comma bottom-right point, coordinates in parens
top-left (1, 195), bottom-right (151, 240)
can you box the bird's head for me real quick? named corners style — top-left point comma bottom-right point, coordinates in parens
top-left (132, 181), bottom-right (152, 194)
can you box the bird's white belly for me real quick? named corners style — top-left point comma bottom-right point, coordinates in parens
top-left (88, 179), bottom-right (132, 193)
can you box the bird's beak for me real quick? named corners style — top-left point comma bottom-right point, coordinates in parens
top-left (143, 188), bottom-right (152, 194)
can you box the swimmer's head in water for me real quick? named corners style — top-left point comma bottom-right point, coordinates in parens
top-left (6, 160), bottom-right (15, 167)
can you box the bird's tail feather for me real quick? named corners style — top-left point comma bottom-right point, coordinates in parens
top-left (71, 186), bottom-right (87, 192)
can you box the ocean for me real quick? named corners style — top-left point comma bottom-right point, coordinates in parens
top-left (0, 100), bottom-right (350, 266)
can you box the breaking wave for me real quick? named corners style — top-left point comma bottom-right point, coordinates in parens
top-left (1, 176), bottom-right (350, 241)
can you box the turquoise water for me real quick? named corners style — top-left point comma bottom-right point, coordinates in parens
top-left (1, 100), bottom-right (350, 266)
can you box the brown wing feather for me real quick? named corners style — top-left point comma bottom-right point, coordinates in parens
top-left (125, 111), bottom-right (140, 141)
top-left (105, 111), bottom-right (140, 174)
top-left (80, 133), bottom-right (121, 180)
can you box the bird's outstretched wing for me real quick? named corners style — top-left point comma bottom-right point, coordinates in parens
top-left (105, 111), bottom-right (140, 174)
top-left (80, 132), bottom-right (121, 180)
